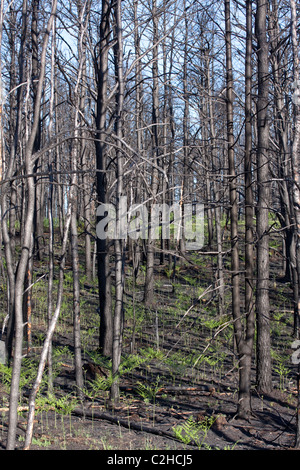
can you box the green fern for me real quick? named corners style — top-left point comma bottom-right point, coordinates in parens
top-left (136, 376), bottom-right (161, 403)
top-left (172, 416), bottom-right (215, 449)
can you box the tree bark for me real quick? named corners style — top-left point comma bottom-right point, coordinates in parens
top-left (110, 0), bottom-right (125, 403)
top-left (207, 52), bottom-right (225, 316)
top-left (238, 0), bottom-right (255, 418)
top-left (144, 0), bottom-right (160, 306)
top-left (6, 0), bottom-right (58, 449)
top-left (3, 0), bottom-right (28, 365)
top-left (31, 0), bottom-right (44, 261)
top-left (95, 0), bottom-right (113, 357)
top-left (224, 0), bottom-right (255, 418)
top-left (255, 0), bottom-right (272, 394)
top-left (224, 0), bottom-right (241, 358)
top-left (290, 0), bottom-right (300, 448)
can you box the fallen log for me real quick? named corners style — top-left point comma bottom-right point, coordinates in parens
top-left (71, 406), bottom-right (198, 447)
top-left (119, 384), bottom-right (215, 395)
top-left (158, 385), bottom-right (215, 394)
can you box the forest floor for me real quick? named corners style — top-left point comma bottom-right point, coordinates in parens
top-left (0, 227), bottom-right (299, 451)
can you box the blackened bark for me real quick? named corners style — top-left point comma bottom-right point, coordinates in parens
top-left (238, 0), bottom-right (255, 418)
top-left (31, 0), bottom-right (44, 261)
top-left (255, 0), bottom-right (272, 394)
top-left (95, 0), bottom-right (113, 357)
top-left (290, 0), bottom-right (300, 448)
top-left (144, 0), bottom-right (160, 306)
top-left (110, 0), bottom-right (125, 403)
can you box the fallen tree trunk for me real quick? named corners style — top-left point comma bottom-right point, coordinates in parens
top-left (71, 406), bottom-right (198, 447)
top-left (119, 384), bottom-right (215, 395)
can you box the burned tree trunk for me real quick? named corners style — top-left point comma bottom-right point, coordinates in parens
top-left (95, 0), bottom-right (113, 357)
top-left (110, 0), bottom-right (125, 403)
top-left (144, 0), bottom-right (160, 306)
top-left (255, 0), bottom-right (272, 394)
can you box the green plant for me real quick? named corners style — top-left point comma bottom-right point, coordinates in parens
top-left (63, 271), bottom-right (73, 289)
top-left (136, 375), bottom-right (161, 403)
top-left (273, 358), bottom-right (290, 391)
top-left (272, 310), bottom-right (286, 337)
top-left (84, 348), bottom-right (165, 401)
top-left (124, 303), bottom-right (146, 332)
top-left (36, 392), bottom-right (77, 416)
top-left (0, 358), bottom-right (48, 401)
top-left (52, 345), bottom-right (74, 365)
top-left (0, 363), bottom-right (12, 391)
top-left (18, 434), bottom-right (52, 448)
top-left (87, 372), bottom-right (114, 396)
top-left (172, 416), bottom-right (215, 449)
top-left (182, 274), bottom-right (198, 287)
top-left (100, 436), bottom-right (114, 450)
top-left (37, 392), bottom-right (78, 442)
top-left (137, 375), bottom-right (162, 423)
